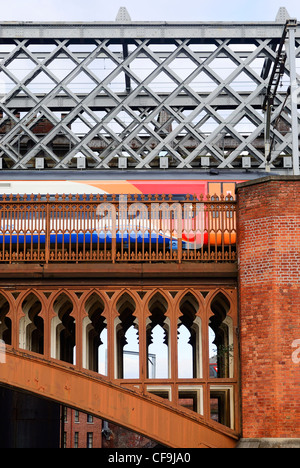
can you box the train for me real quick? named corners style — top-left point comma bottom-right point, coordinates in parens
top-left (0, 177), bottom-right (238, 198)
top-left (0, 177), bottom-right (241, 252)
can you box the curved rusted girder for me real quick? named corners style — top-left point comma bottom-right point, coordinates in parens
top-left (0, 348), bottom-right (238, 448)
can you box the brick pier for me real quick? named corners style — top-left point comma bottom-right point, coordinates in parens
top-left (236, 176), bottom-right (300, 446)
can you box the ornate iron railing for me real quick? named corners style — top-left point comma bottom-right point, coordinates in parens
top-left (0, 193), bottom-right (236, 263)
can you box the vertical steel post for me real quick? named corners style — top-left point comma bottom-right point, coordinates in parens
top-left (264, 104), bottom-right (272, 172)
top-left (287, 20), bottom-right (300, 175)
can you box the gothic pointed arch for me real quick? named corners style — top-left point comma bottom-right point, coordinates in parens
top-left (208, 291), bottom-right (233, 379)
top-left (51, 292), bottom-right (75, 364)
top-left (0, 293), bottom-right (11, 346)
top-left (48, 288), bottom-right (78, 313)
top-left (206, 289), bottom-right (233, 317)
top-left (178, 291), bottom-right (202, 378)
top-left (112, 289), bottom-right (141, 317)
top-left (144, 288), bottom-right (172, 315)
top-left (83, 292), bottom-right (107, 373)
top-left (174, 288), bottom-right (204, 315)
top-left (19, 292), bottom-right (44, 354)
top-left (146, 291), bottom-right (170, 379)
top-left (80, 289), bottom-right (109, 317)
top-left (115, 292), bottom-right (138, 379)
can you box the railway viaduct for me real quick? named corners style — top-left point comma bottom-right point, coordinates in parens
top-left (0, 7), bottom-right (299, 448)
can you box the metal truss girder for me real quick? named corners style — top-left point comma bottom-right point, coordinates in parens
top-left (2, 93), bottom-right (266, 110)
top-left (0, 22), bottom-right (299, 172)
top-left (0, 21), bottom-right (296, 39)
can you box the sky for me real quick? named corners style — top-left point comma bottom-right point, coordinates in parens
top-left (0, 0), bottom-right (300, 23)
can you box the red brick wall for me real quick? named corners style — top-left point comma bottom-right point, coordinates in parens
top-left (237, 176), bottom-right (300, 439)
top-left (63, 408), bottom-right (102, 448)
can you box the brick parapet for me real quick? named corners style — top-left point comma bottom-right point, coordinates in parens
top-left (236, 176), bottom-right (300, 439)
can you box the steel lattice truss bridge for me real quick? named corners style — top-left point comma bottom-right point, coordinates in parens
top-left (0, 7), bottom-right (299, 172)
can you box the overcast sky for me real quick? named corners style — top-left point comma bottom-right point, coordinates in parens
top-left (0, 0), bottom-right (300, 23)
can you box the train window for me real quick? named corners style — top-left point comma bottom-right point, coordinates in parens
top-left (225, 195), bottom-right (234, 219)
top-left (211, 195), bottom-right (219, 218)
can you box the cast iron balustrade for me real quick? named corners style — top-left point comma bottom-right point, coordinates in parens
top-left (0, 193), bottom-right (236, 264)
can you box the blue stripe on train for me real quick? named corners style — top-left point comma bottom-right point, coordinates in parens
top-left (0, 232), bottom-right (173, 246)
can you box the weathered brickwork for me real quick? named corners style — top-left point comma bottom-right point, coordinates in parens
top-left (237, 176), bottom-right (300, 439)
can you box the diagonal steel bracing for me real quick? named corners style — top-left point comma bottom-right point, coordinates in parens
top-left (0, 15), bottom-right (299, 172)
